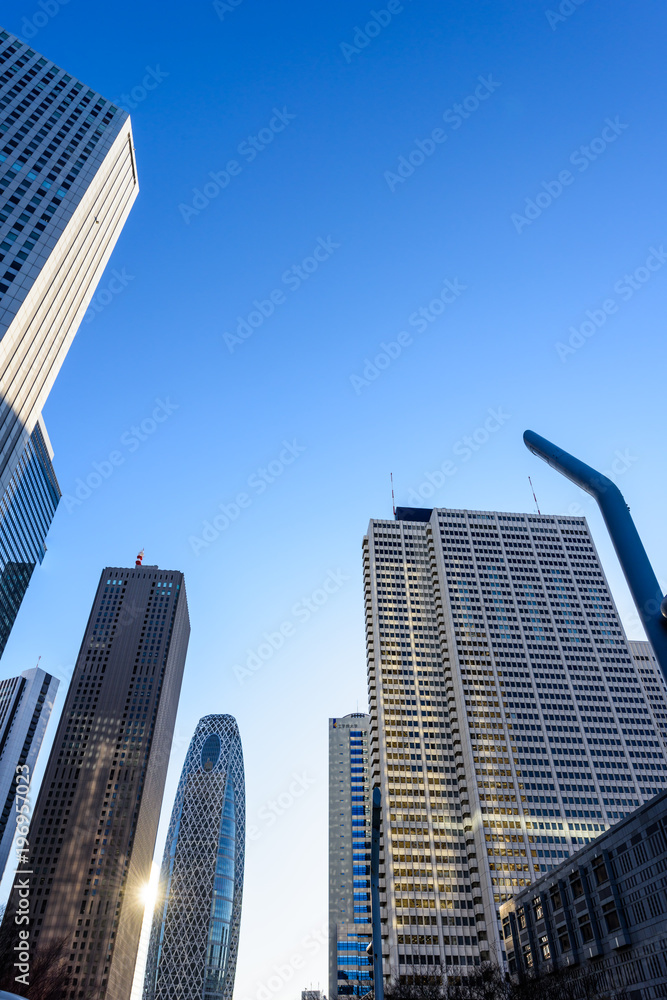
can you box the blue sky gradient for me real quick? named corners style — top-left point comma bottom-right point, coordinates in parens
top-left (1, 1), bottom-right (666, 996)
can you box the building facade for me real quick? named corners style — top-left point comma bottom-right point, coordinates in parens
top-left (1, 562), bottom-right (190, 1000)
top-left (363, 506), bottom-right (667, 983)
top-left (500, 789), bottom-right (667, 999)
top-left (629, 640), bottom-right (667, 747)
top-left (0, 28), bottom-right (138, 492)
top-left (143, 715), bottom-right (245, 1000)
top-left (0, 418), bottom-right (61, 656)
top-left (0, 664), bottom-right (58, 879)
top-left (328, 713), bottom-right (372, 999)
top-left (0, 28), bottom-right (138, 652)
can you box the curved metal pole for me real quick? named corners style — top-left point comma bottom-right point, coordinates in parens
top-left (523, 430), bottom-right (667, 681)
top-left (370, 786), bottom-right (384, 1000)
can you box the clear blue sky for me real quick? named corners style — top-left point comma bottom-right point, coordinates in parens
top-left (1, 0), bottom-right (666, 996)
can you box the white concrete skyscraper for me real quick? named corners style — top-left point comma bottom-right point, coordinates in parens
top-left (328, 713), bottom-right (373, 1000)
top-left (363, 506), bottom-right (667, 983)
top-left (0, 27), bottom-right (138, 647)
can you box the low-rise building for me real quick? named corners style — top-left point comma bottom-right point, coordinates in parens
top-left (500, 789), bottom-right (667, 999)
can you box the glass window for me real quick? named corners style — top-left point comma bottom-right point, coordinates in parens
top-left (201, 734), bottom-right (221, 771)
top-left (206, 779), bottom-right (236, 989)
top-left (579, 919), bottom-right (594, 944)
top-left (602, 902), bottom-right (620, 932)
top-left (592, 857), bottom-right (608, 885)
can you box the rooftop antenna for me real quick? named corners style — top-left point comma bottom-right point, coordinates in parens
top-left (390, 472), bottom-right (396, 516)
top-left (135, 548), bottom-right (145, 568)
top-left (35, 655), bottom-right (41, 669)
top-left (528, 476), bottom-right (541, 515)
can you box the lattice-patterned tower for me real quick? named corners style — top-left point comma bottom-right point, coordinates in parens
top-left (143, 715), bottom-right (245, 1000)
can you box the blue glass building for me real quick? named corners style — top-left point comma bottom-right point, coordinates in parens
top-left (329, 714), bottom-right (373, 999)
top-left (0, 419), bottom-right (60, 657)
top-left (144, 715), bottom-right (245, 1000)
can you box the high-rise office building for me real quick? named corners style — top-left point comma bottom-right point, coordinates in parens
top-left (0, 418), bottom-right (61, 656)
top-left (363, 506), bottom-right (667, 982)
top-left (0, 29), bottom-right (138, 651)
top-left (143, 715), bottom-right (245, 1000)
top-left (328, 713), bottom-right (372, 1000)
top-left (628, 639), bottom-right (667, 745)
top-left (1, 562), bottom-right (190, 1000)
top-left (0, 664), bottom-right (58, 879)
top-left (0, 28), bottom-right (138, 491)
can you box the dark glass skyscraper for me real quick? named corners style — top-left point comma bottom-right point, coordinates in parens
top-left (1, 561), bottom-right (190, 1000)
top-left (143, 715), bottom-right (245, 1000)
top-left (0, 419), bottom-right (61, 656)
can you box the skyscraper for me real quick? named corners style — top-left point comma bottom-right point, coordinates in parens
top-left (0, 418), bottom-right (61, 656)
top-left (328, 713), bottom-right (372, 1000)
top-left (1, 561), bottom-right (190, 1000)
top-left (628, 639), bottom-right (667, 745)
top-left (0, 28), bottom-right (138, 489)
top-left (143, 715), bottom-right (245, 1000)
top-left (0, 664), bottom-right (59, 880)
top-left (0, 28), bottom-right (138, 650)
top-left (363, 506), bottom-right (667, 982)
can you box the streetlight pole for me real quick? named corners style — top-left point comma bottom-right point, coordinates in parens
top-left (524, 429), bottom-right (667, 680)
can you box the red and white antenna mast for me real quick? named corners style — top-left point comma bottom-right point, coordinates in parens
top-left (390, 473), bottom-right (396, 516)
top-left (135, 549), bottom-right (145, 568)
top-left (528, 477), bottom-right (541, 515)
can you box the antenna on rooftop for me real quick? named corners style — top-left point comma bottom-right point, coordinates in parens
top-left (528, 476), bottom-right (541, 515)
top-left (135, 549), bottom-right (145, 568)
top-left (390, 472), bottom-right (396, 516)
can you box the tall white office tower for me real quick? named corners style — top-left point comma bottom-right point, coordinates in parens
top-left (0, 28), bottom-right (138, 646)
top-left (363, 506), bottom-right (667, 983)
top-left (0, 665), bottom-right (59, 879)
top-left (328, 713), bottom-right (372, 1000)
top-left (628, 639), bottom-right (667, 747)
